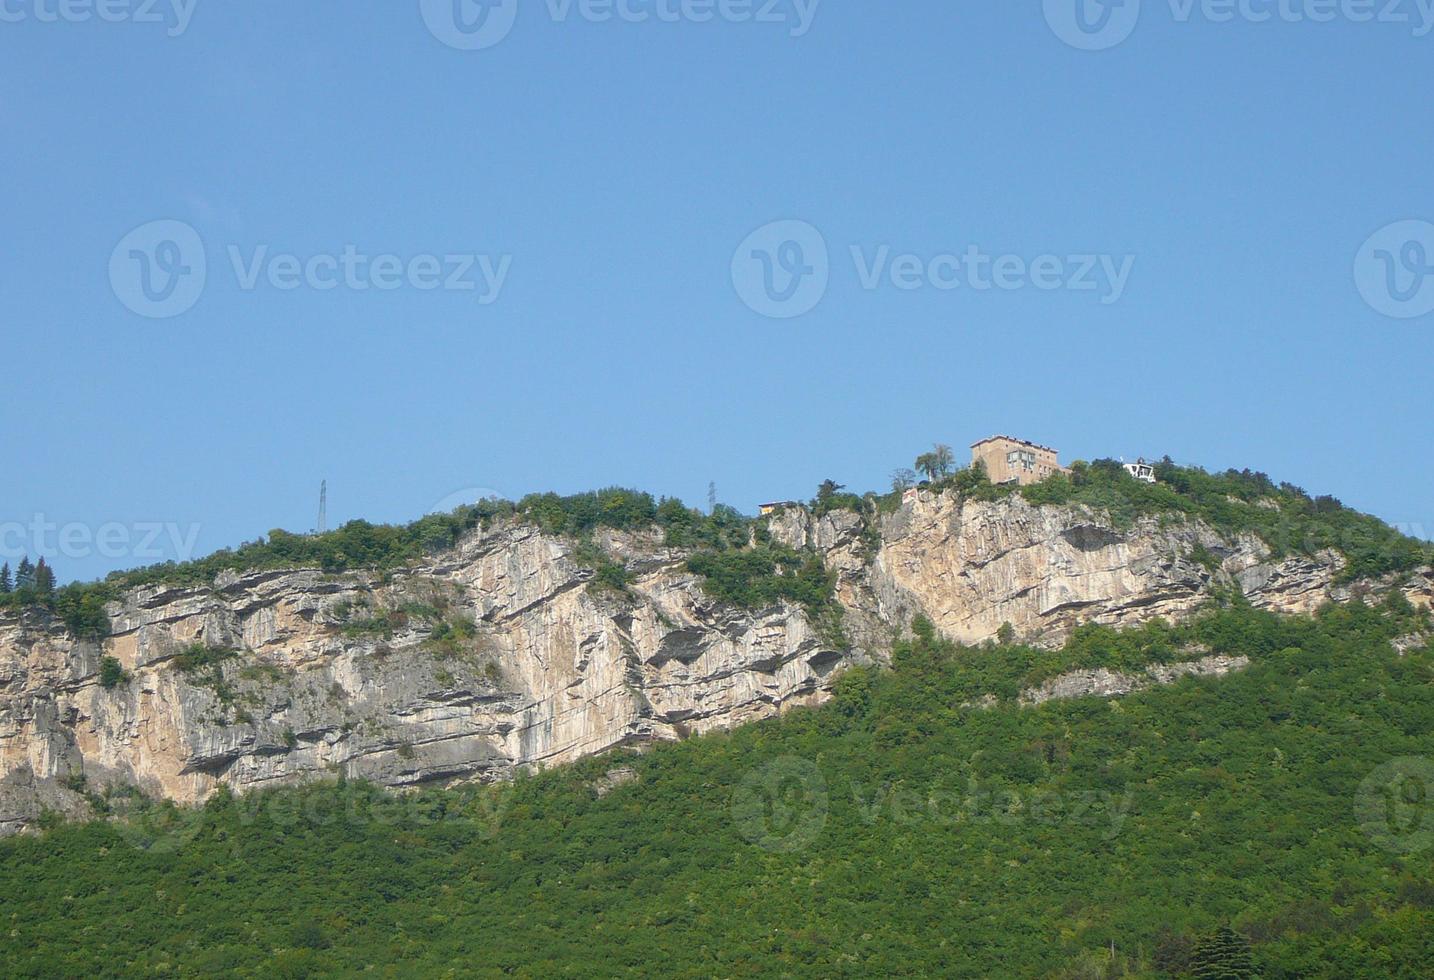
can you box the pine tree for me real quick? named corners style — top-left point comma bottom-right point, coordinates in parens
top-left (33, 559), bottom-right (55, 600)
top-left (15, 557), bottom-right (35, 590)
top-left (0, 562), bottom-right (11, 593)
top-left (1191, 926), bottom-right (1254, 980)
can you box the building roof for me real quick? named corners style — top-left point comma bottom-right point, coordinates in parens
top-left (971, 435), bottom-right (1060, 454)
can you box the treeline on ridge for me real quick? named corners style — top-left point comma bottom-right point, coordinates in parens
top-left (5, 457), bottom-right (1430, 642)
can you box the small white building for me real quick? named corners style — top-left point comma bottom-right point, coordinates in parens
top-left (1123, 459), bottom-right (1157, 484)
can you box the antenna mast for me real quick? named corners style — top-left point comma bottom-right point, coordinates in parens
top-left (317, 480), bottom-right (327, 535)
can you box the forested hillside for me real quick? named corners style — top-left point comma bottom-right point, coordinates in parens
top-left (3, 597), bottom-right (1431, 978)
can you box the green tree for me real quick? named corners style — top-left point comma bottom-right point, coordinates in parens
top-left (14, 557), bottom-right (34, 590)
top-left (55, 586), bottom-right (113, 639)
top-left (33, 559), bottom-right (55, 600)
top-left (1191, 926), bottom-right (1254, 979)
top-left (915, 444), bottom-right (954, 482)
top-left (0, 562), bottom-right (10, 593)
top-left (99, 657), bottom-right (127, 690)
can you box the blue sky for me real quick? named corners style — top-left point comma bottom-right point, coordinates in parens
top-left (2, 1), bottom-right (1431, 582)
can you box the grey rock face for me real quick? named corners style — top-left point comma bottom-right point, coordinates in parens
top-left (1018, 655), bottom-right (1252, 706)
top-left (1391, 633), bottom-right (1430, 656)
top-left (2, 494), bottom-right (1429, 833)
top-left (772, 491), bottom-right (1416, 648)
top-left (1, 523), bottom-right (837, 832)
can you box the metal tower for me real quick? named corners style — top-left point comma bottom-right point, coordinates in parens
top-left (317, 481), bottom-right (327, 535)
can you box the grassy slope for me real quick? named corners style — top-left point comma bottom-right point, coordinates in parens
top-left (2, 599), bottom-right (1432, 978)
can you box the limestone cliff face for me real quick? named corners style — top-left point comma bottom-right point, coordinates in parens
top-left (767, 491), bottom-right (1431, 647)
top-left (0, 523), bottom-right (837, 833)
top-left (2, 493), bottom-right (1429, 833)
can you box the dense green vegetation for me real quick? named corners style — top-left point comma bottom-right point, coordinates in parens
top-left (517, 489), bottom-right (813, 610)
top-left (685, 543), bottom-right (848, 647)
top-left (96, 497), bottom-right (520, 592)
top-left (1018, 459), bottom-right (1431, 582)
top-left (4, 598), bottom-right (1431, 977)
top-left (170, 643), bottom-right (241, 674)
top-left (0, 556), bottom-right (112, 639)
top-left (686, 546), bottom-right (833, 614)
top-left (97, 656), bottom-right (127, 690)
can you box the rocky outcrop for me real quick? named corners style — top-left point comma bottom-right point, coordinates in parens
top-left (1391, 633), bottom-right (1430, 657)
top-left (1, 523), bottom-right (843, 831)
top-left (2, 492), bottom-right (1428, 833)
top-left (769, 491), bottom-right (1424, 647)
top-left (1018, 655), bottom-right (1251, 706)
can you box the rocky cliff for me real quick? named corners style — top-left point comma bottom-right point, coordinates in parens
top-left (767, 491), bottom-right (1427, 648)
top-left (3, 491), bottom-right (1429, 833)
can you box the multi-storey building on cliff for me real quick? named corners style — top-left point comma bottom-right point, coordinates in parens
top-left (972, 435), bottom-right (1071, 486)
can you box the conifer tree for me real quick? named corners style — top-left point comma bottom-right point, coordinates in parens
top-left (15, 557), bottom-right (35, 590)
top-left (0, 562), bottom-right (10, 593)
top-left (1191, 926), bottom-right (1254, 980)
top-left (33, 559), bottom-right (56, 600)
